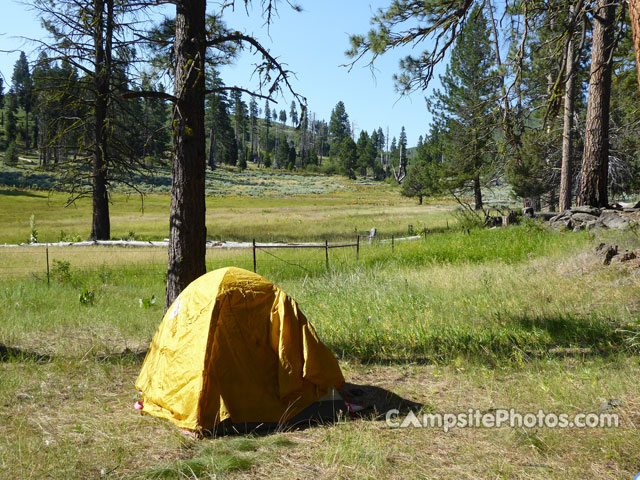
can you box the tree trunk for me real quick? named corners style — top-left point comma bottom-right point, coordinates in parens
top-left (208, 127), bottom-right (215, 170)
top-left (576, 0), bottom-right (617, 207)
top-left (165, 0), bottom-right (207, 309)
top-left (90, 0), bottom-right (112, 241)
top-left (559, 5), bottom-right (576, 212)
top-left (630, 0), bottom-right (640, 88)
top-left (473, 175), bottom-right (483, 210)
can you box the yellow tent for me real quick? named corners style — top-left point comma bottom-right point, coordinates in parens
top-left (135, 267), bottom-right (345, 433)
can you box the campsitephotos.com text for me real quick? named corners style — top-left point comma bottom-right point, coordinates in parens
top-left (386, 408), bottom-right (619, 432)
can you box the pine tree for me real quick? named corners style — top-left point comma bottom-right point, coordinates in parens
top-left (232, 91), bottom-right (248, 160)
top-left (277, 133), bottom-right (289, 167)
top-left (287, 141), bottom-right (296, 169)
top-left (249, 97), bottom-right (258, 161)
top-left (338, 136), bottom-right (357, 179)
top-left (31, 56), bottom-right (81, 167)
top-left (11, 52), bottom-right (34, 149)
top-left (430, 6), bottom-right (496, 210)
top-left (398, 126), bottom-right (408, 177)
top-left (32, 0), bottom-right (151, 240)
top-left (402, 126), bottom-right (445, 203)
top-left (205, 72), bottom-right (236, 168)
top-left (5, 91), bottom-right (18, 144)
top-left (328, 101), bottom-right (350, 145)
top-left (356, 130), bottom-right (375, 177)
top-left (576, 0), bottom-right (620, 207)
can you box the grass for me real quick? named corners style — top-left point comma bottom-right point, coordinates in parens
top-left (0, 181), bottom-right (454, 244)
top-left (1, 184), bottom-right (640, 478)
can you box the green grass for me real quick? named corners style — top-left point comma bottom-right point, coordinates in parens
top-left (1, 224), bottom-right (636, 363)
top-left (2, 186), bottom-right (640, 478)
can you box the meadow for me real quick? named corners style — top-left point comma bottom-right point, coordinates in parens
top-left (0, 176), bottom-right (454, 245)
top-left (1, 180), bottom-right (639, 479)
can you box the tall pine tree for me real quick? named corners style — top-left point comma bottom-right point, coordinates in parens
top-left (430, 6), bottom-right (497, 210)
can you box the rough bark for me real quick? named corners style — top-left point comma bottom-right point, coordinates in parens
top-left (165, 0), bottom-right (207, 309)
top-left (630, 0), bottom-right (640, 88)
top-left (576, 0), bottom-right (617, 207)
top-left (90, 0), bottom-right (112, 241)
top-left (473, 175), bottom-right (483, 211)
top-left (559, 5), bottom-right (576, 212)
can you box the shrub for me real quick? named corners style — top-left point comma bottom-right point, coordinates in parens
top-left (52, 260), bottom-right (71, 283)
top-left (453, 207), bottom-right (485, 231)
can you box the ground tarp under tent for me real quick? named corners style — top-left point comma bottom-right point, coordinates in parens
top-left (135, 267), bottom-right (346, 434)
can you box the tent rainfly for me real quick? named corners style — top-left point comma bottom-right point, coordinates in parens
top-left (135, 267), bottom-right (346, 433)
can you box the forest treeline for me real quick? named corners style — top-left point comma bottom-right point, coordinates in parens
top-left (1, 56), bottom-right (414, 182)
top-left (1, 32), bottom-right (412, 185)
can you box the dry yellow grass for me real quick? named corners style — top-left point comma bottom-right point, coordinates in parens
top-left (0, 186), bottom-right (455, 244)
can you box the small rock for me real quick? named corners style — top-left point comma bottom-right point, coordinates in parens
top-left (600, 210), bottom-right (631, 229)
top-left (585, 220), bottom-right (599, 231)
top-left (571, 213), bottom-right (599, 224)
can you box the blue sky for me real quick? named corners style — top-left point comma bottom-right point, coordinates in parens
top-left (0, 1), bottom-right (445, 146)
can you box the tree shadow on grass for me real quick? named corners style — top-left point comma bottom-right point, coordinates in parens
top-left (0, 172), bottom-right (57, 191)
top-left (327, 312), bottom-right (631, 365)
top-left (0, 188), bottom-right (47, 198)
top-left (512, 312), bottom-right (628, 352)
top-left (0, 344), bottom-right (50, 362)
top-left (95, 347), bottom-right (148, 363)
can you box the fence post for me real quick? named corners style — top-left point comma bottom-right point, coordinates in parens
top-left (392, 234), bottom-right (395, 253)
top-left (356, 235), bottom-right (360, 261)
top-left (252, 239), bottom-right (257, 273)
top-left (325, 240), bottom-right (329, 270)
top-left (46, 246), bottom-right (50, 285)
